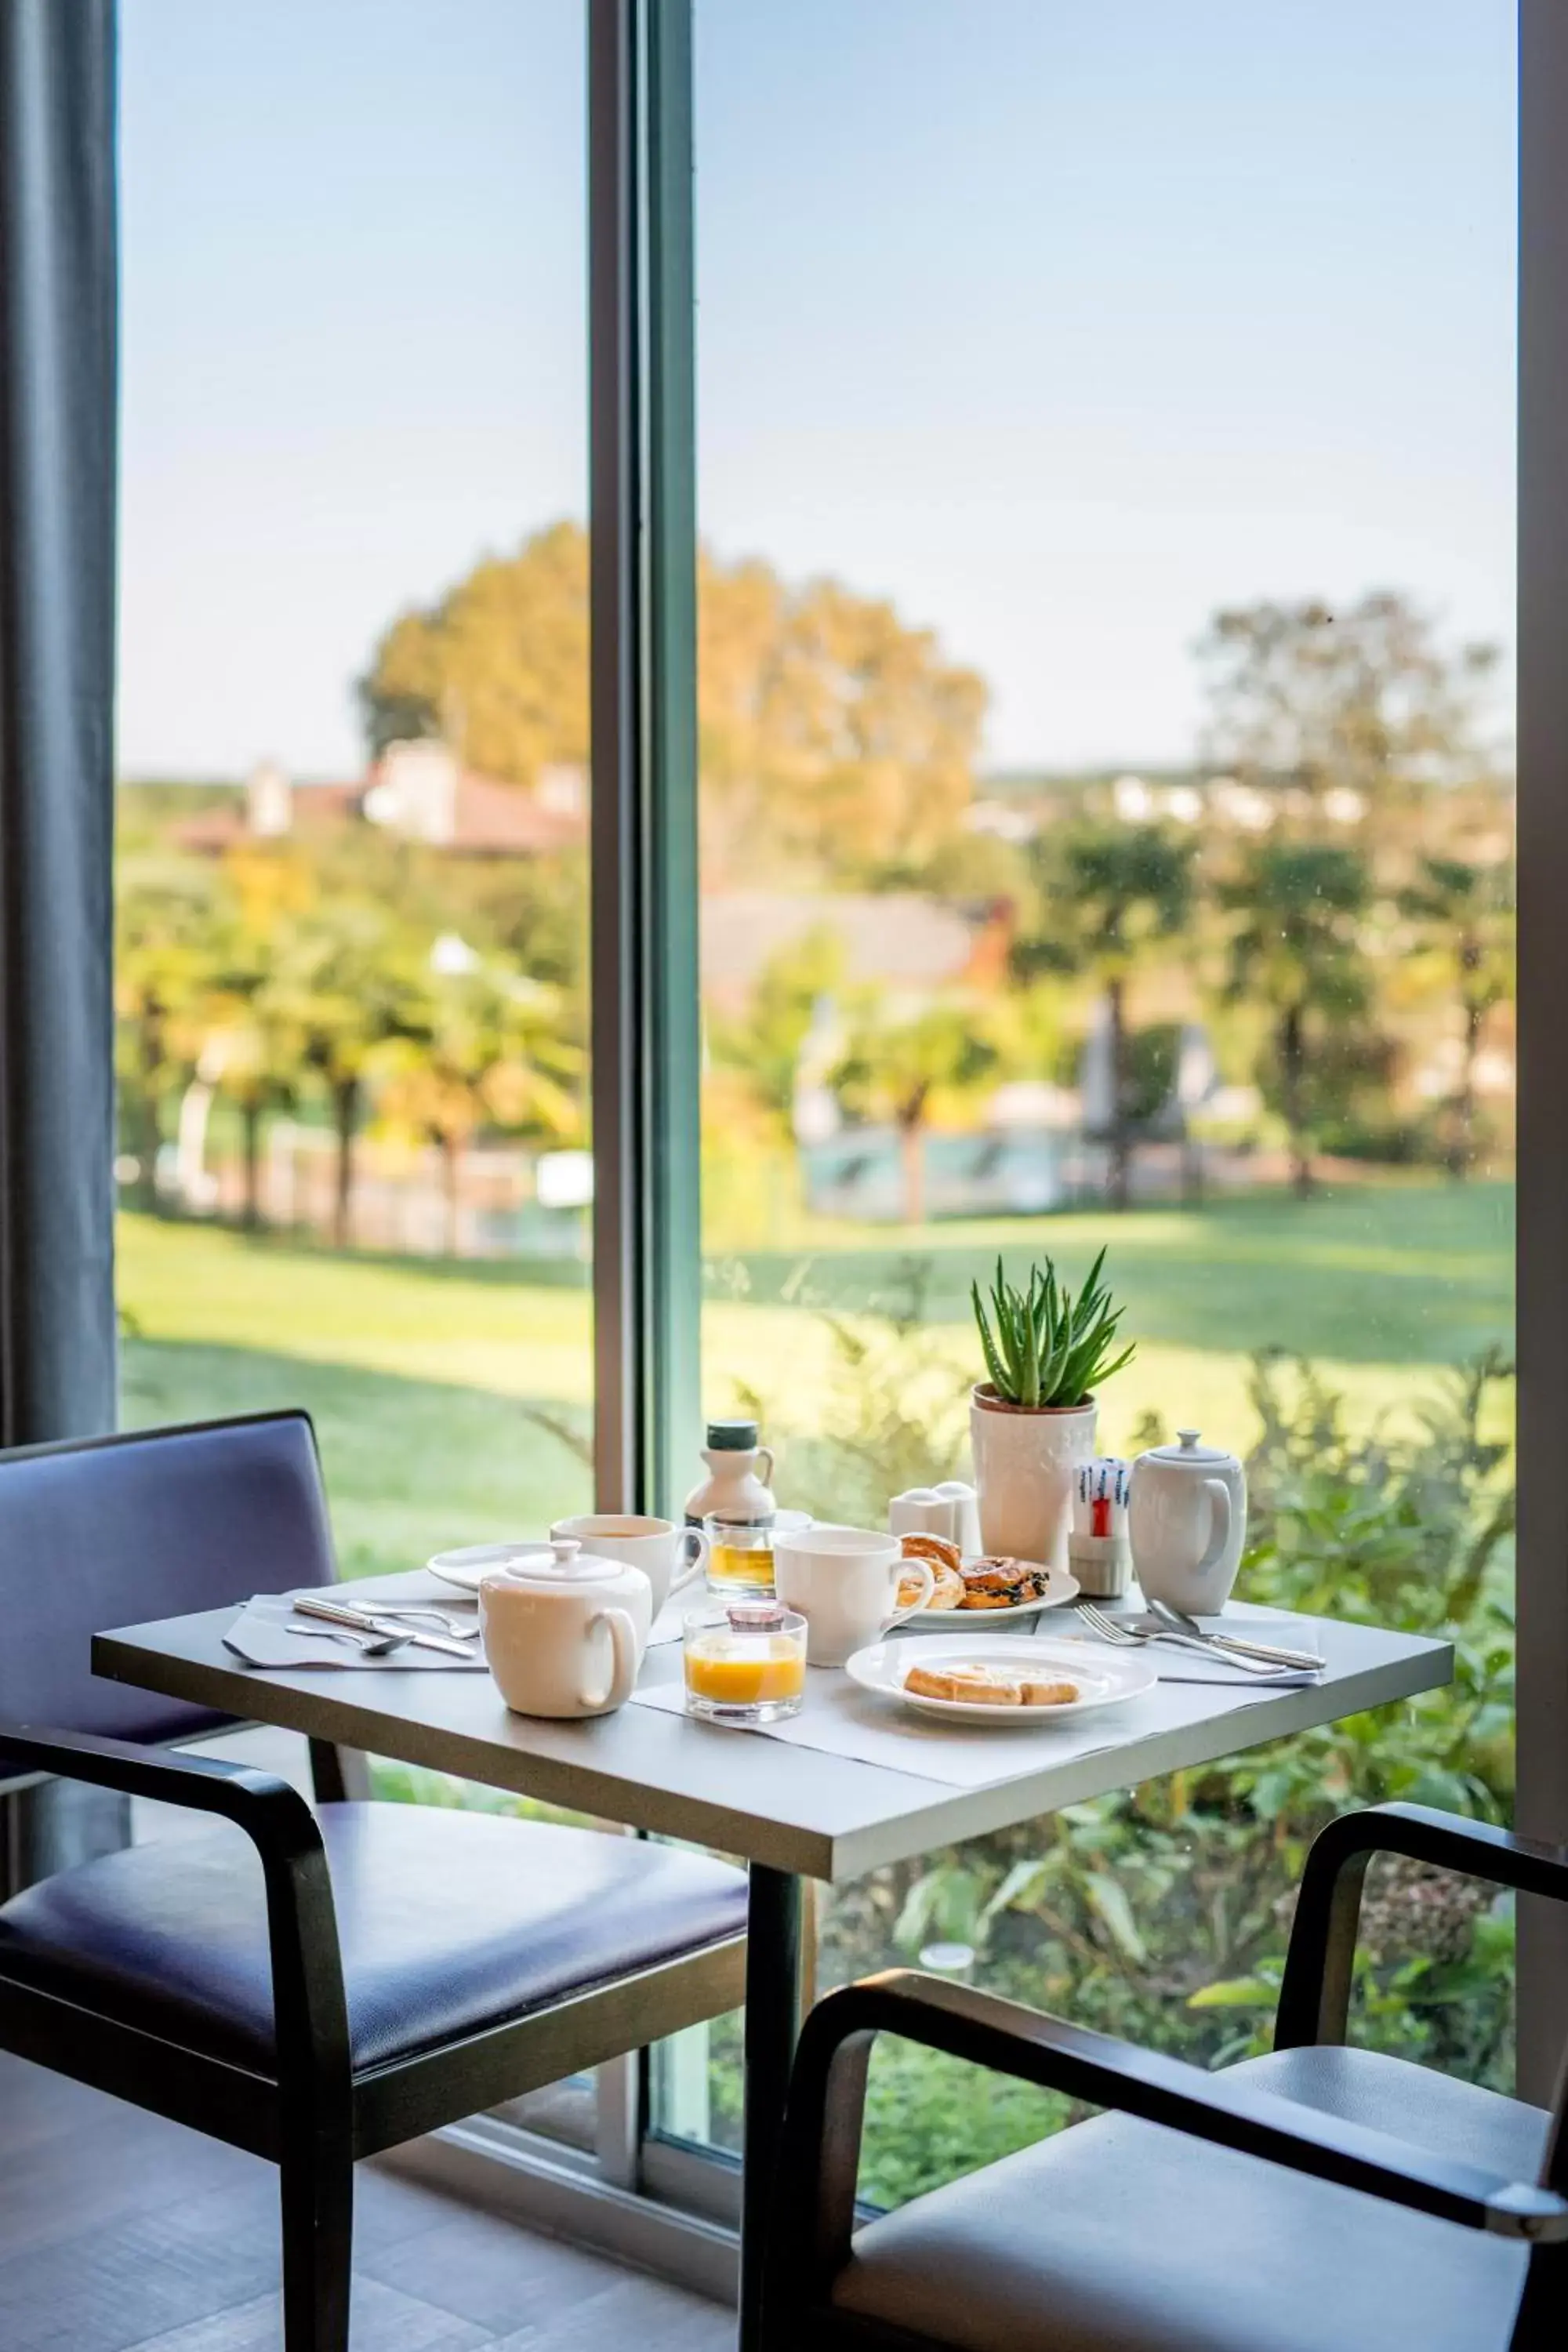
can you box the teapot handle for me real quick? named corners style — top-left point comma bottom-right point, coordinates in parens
top-left (1196, 1479), bottom-right (1232, 1577)
top-left (583, 1607), bottom-right (638, 1712)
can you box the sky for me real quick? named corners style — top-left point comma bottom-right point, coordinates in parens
top-left (118, 0), bottom-right (1517, 780)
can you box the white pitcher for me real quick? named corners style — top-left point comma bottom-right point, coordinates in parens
top-left (1127, 1429), bottom-right (1247, 1616)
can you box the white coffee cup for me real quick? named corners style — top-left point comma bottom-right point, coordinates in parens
top-left (773, 1524), bottom-right (935, 1668)
top-left (549, 1514), bottom-right (708, 1624)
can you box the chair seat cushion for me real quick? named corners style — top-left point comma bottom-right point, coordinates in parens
top-left (0, 1802), bottom-right (746, 2074)
top-left (832, 2045), bottom-right (1548, 2352)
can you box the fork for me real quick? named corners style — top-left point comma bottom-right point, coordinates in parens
top-left (1077, 1602), bottom-right (1308, 1679)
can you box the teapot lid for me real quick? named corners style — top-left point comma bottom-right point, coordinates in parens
top-left (1144, 1428), bottom-right (1239, 1468)
top-left (499, 1537), bottom-right (626, 1584)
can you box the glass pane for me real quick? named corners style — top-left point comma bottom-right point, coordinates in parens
top-left (117, 0), bottom-right (595, 2147)
top-left (668, 0), bottom-right (1517, 2198)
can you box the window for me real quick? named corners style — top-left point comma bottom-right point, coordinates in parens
top-left (655, 0), bottom-right (1519, 2201)
top-left (116, 0), bottom-right (599, 2148)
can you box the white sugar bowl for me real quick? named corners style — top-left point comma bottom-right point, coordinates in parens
top-left (1128, 1430), bottom-right (1247, 1617)
top-left (479, 1537), bottom-right (651, 1719)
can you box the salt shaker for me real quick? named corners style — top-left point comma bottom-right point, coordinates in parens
top-left (1069, 1457), bottom-right (1132, 1599)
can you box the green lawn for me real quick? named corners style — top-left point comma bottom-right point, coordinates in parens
top-left (116, 1178), bottom-right (1514, 1574)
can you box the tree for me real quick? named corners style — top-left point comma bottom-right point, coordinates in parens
top-left (697, 557), bottom-right (988, 877)
top-left (1399, 855), bottom-right (1513, 1177)
top-left (1013, 824), bottom-right (1196, 1210)
top-left (1221, 841), bottom-right (1373, 1196)
top-left (358, 520), bottom-right (590, 783)
top-left (358, 524), bottom-right (988, 880)
top-left (830, 1001), bottom-right (997, 1226)
top-left (1196, 591), bottom-right (1500, 849)
top-left (274, 902), bottom-right (419, 1247)
top-left (376, 961), bottom-right (583, 1255)
top-left (114, 855), bottom-right (223, 1210)
top-left (710, 926), bottom-right (848, 1131)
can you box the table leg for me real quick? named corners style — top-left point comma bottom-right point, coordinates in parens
top-left (738, 1862), bottom-right (805, 2352)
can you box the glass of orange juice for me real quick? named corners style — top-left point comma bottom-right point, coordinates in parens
top-left (683, 1601), bottom-right (808, 1725)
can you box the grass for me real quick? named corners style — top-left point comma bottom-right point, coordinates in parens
top-left (115, 1176), bottom-right (1515, 1572)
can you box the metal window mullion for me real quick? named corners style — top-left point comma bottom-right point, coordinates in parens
top-left (590, 0), bottom-right (642, 1515)
top-left (590, 0), bottom-right (699, 1522)
top-left (1515, 0), bottom-right (1568, 2103)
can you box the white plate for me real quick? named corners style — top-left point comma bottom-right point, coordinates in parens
top-left (845, 1633), bottom-right (1156, 1725)
top-left (427, 1544), bottom-right (530, 1594)
top-left (903, 1561), bottom-right (1080, 1627)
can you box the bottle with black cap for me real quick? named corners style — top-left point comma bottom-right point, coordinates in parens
top-left (684, 1418), bottom-right (776, 1530)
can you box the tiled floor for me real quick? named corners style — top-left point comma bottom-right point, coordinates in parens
top-left (0, 2053), bottom-right (735, 2350)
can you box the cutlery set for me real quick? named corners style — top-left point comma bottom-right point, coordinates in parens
top-left (1077, 1600), bottom-right (1321, 1679)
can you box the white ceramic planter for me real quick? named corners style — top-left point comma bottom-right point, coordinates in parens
top-left (969, 1387), bottom-right (1098, 1571)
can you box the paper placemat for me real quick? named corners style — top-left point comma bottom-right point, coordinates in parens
top-left (625, 1636), bottom-right (1302, 1790)
top-left (224, 1592), bottom-right (488, 1671)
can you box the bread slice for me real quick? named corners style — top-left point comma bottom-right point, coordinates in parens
top-left (904, 1663), bottom-right (1022, 1706)
top-left (1018, 1677), bottom-right (1080, 1708)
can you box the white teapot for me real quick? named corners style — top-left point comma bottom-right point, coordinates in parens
top-left (479, 1537), bottom-right (651, 1719)
top-left (1128, 1430), bottom-right (1247, 1617)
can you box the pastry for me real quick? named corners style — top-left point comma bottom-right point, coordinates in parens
top-left (903, 1663), bottom-right (1022, 1705)
top-left (899, 1531), bottom-right (963, 1574)
top-left (898, 1559), bottom-right (965, 1610)
top-left (1018, 1677), bottom-right (1080, 1707)
top-left (898, 1531), bottom-right (965, 1611)
top-left (959, 1556), bottom-right (1054, 1609)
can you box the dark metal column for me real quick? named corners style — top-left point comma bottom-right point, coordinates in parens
top-left (739, 1865), bottom-right (806, 2352)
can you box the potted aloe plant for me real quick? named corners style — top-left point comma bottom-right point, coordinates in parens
top-left (969, 1248), bottom-right (1135, 1570)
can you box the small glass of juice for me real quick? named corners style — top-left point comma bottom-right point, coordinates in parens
top-left (683, 1602), bottom-right (808, 1725)
top-left (703, 1514), bottom-right (776, 1595)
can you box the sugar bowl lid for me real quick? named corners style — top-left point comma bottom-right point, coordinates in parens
top-left (1143, 1428), bottom-right (1239, 1468)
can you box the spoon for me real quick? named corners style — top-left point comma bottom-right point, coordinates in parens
top-left (1146, 1596), bottom-right (1321, 1671)
top-left (286, 1623), bottom-right (409, 1658)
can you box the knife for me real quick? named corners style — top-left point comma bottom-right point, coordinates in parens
top-left (1147, 1597), bottom-right (1323, 1672)
top-left (292, 1594), bottom-right (476, 1660)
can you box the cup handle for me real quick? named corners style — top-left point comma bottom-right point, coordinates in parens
top-left (669, 1526), bottom-right (709, 1594)
top-left (885, 1556), bottom-right (936, 1627)
top-left (584, 1607), bottom-right (639, 1711)
top-left (1196, 1479), bottom-right (1232, 1577)
top-left (757, 1446), bottom-right (775, 1484)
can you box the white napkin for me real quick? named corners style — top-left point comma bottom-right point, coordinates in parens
top-left (223, 1593), bottom-right (488, 1671)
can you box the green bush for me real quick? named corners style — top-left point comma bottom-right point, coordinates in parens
top-left (793, 1327), bottom-right (1516, 2198)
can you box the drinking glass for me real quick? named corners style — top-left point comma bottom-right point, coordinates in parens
top-left (683, 1600), bottom-right (808, 1725)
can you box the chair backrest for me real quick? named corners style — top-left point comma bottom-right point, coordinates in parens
top-left (0, 1410), bottom-right (338, 1742)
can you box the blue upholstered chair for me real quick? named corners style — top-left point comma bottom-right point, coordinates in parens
top-left (0, 1411), bottom-right (747, 2352)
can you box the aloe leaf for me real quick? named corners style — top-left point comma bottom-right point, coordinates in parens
top-left (971, 1282), bottom-right (1011, 1396)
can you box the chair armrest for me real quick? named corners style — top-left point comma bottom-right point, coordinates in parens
top-left (0, 1721), bottom-right (350, 2113)
top-left (767, 1968), bottom-right (1568, 2332)
top-left (1277, 1803), bottom-right (1568, 2053)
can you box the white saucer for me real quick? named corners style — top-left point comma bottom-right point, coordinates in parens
top-left (427, 1544), bottom-right (532, 1594)
top-left (845, 1632), bottom-right (1156, 1725)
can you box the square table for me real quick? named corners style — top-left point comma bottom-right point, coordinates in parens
top-left (94, 1582), bottom-right (1450, 2352)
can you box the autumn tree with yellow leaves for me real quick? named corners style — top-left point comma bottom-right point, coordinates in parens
top-left (358, 522), bottom-right (986, 882)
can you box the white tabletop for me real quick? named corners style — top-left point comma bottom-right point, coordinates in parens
top-left (93, 1579), bottom-right (1451, 1882)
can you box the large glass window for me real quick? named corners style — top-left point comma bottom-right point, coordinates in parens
top-left (669, 0), bottom-right (1517, 2200)
top-left (117, 0), bottom-right (593, 1566)
top-left (116, 0), bottom-right (598, 2147)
